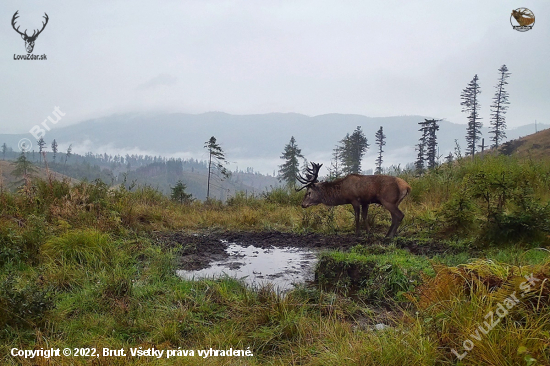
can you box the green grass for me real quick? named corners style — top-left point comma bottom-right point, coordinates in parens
top-left (1, 153), bottom-right (550, 364)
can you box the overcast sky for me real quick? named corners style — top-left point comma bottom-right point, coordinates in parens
top-left (1, 0), bottom-right (549, 134)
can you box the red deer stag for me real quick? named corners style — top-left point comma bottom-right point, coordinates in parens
top-left (297, 162), bottom-right (411, 238)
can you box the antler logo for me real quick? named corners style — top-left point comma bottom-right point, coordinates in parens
top-left (12, 10), bottom-right (49, 53)
top-left (510, 8), bottom-right (535, 32)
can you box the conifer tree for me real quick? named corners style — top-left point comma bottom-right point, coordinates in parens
top-left (425, 119), bottom-right (440, 169)
top-left (375, 126), bottom-right (386, 174)
top-left (37, 137), bottom-right (46, 165)
top-left (12, 151), bottom-right (37, 181)
top-left (278, 136), bottom-right (304, 188)
top-left (415, 140), bottom-right (426, 175)
top-left (340, 126), bottom-right (369, 174)
top-left (490, 65), bottom-right (511, 148)
top-left (64, 144), bottom-right (72, 173)
top-left (415, 119), bottom-right (440, 172)
top-left (51, 139), bottom-right (58, 163)
top-left (171, 180), bottom-right (193, 204)
top-left (328, 145), bottom-right (342, 180)
top-left (415, 121), bottom-right (429, 174)
top-left (461, 74), bottom-right (482, 156)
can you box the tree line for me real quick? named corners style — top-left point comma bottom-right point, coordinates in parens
top-left (1, 135), bottom-right (273, 203)
top-left (277, 125), bottom-right (385, 188)
top-left (278, 64), bottom-right (512, 185)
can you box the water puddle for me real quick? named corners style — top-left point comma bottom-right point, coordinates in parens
top-left (177, 243), bottom-right (318, 292)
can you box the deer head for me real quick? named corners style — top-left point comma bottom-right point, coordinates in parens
top-left (511, 9), bottom-right (534, 26)
top-left (12, 11), bottom-right (49, 53)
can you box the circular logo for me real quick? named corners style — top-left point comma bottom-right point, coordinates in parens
top-left (511, 8), bottom-right (535, 32)
top-left (18, 138), bottom-right (33, 152)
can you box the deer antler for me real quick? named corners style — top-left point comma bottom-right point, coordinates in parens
top-left (11, 11), bottom-right (48, 40)
top-left (296, 162), bottom-right (322, 191)
top-left (11, 11), bottom-right (26, 37)
top-left (32, 13), bottom-right (49, 39)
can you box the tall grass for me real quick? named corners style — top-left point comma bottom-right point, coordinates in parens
top-left (402, 154), bottom-right (550, 245)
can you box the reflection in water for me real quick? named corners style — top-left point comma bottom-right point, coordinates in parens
top-left (177, 244), bottom-right (317, 292)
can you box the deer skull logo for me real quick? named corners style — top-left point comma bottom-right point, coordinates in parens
top-left (12, 11), bottom-right (49, 53)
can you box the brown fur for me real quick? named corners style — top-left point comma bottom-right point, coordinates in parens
top-left (301, 174), bottom-right (411, 238)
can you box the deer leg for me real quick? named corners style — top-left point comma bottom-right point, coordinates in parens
top-left (352, 203), bottom-right (361, 235)
top-left (381, 201), bottom-right (404, 238)
top-left (361, 203), bottom-right (370, 233)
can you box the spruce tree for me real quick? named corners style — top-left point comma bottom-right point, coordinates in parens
top-left (415, 119), bottom-right (440, 173)
top-left (415, 121), bottom-right (429, 174)
top-left (64, 144), bottom-right (72, 173)
top-left (340, 126), bottom-right (369, 174)
top-left (51, 139), bottom-right (58, 163)
top-left (490, 65), bottom-right (511, 148)
top-left (12, 151), bottom-right (38, 182)
top-left (461, 74), bottom-right (482, 156)
top-left (171, 180), bottom-right (193, 204)
top-left (374, 126), bottom-right (386, 174)
top-left (1, 143), bottom-right (7, 160)
top-left (415, 141), bottom-right (425, 175)
top-left (425, 119), bottom-right (440, 169)
top-left (278, 136), bottom-right (304, 188)
top-left (328, 145), bottom-right (342, 180)
top-left (37, 137), bottom-right (46, 165)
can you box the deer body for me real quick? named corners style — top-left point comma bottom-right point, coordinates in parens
top-left (298, 164), bottom-right (410, 238)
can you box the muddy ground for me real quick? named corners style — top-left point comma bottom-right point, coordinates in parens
top-left (153, 231), bottom-right (461, 271)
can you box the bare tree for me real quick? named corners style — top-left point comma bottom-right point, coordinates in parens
top-left (204, 136), bottom-right (230, 200)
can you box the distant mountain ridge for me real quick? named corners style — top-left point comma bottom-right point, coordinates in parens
top-left (1, 112), bottom-right (546, 174)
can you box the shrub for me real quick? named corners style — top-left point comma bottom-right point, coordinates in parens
top-left (0, 274), bottom-right (53, 331)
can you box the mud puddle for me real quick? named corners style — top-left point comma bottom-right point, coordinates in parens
top-left (176, 242), bottom-right (317, 291)
top-left (153, 230), bottom-right (460, 290)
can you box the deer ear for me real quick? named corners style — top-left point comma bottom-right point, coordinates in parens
top-left (21, 34), bottom-right (26, 40)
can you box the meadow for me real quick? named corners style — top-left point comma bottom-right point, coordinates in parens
top-left (1, 154), bottom-right (550, 365)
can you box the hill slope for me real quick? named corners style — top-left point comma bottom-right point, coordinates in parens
top-left (0, 160), bottom-right (78, 190)
top-left (497, 127), bottom-right (550, 158)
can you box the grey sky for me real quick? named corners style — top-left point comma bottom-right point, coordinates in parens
top-left (1, 0), bottom-right (549, 134)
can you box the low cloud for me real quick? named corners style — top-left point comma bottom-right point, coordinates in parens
top-left (137, 74), bottom-right (178, 90)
